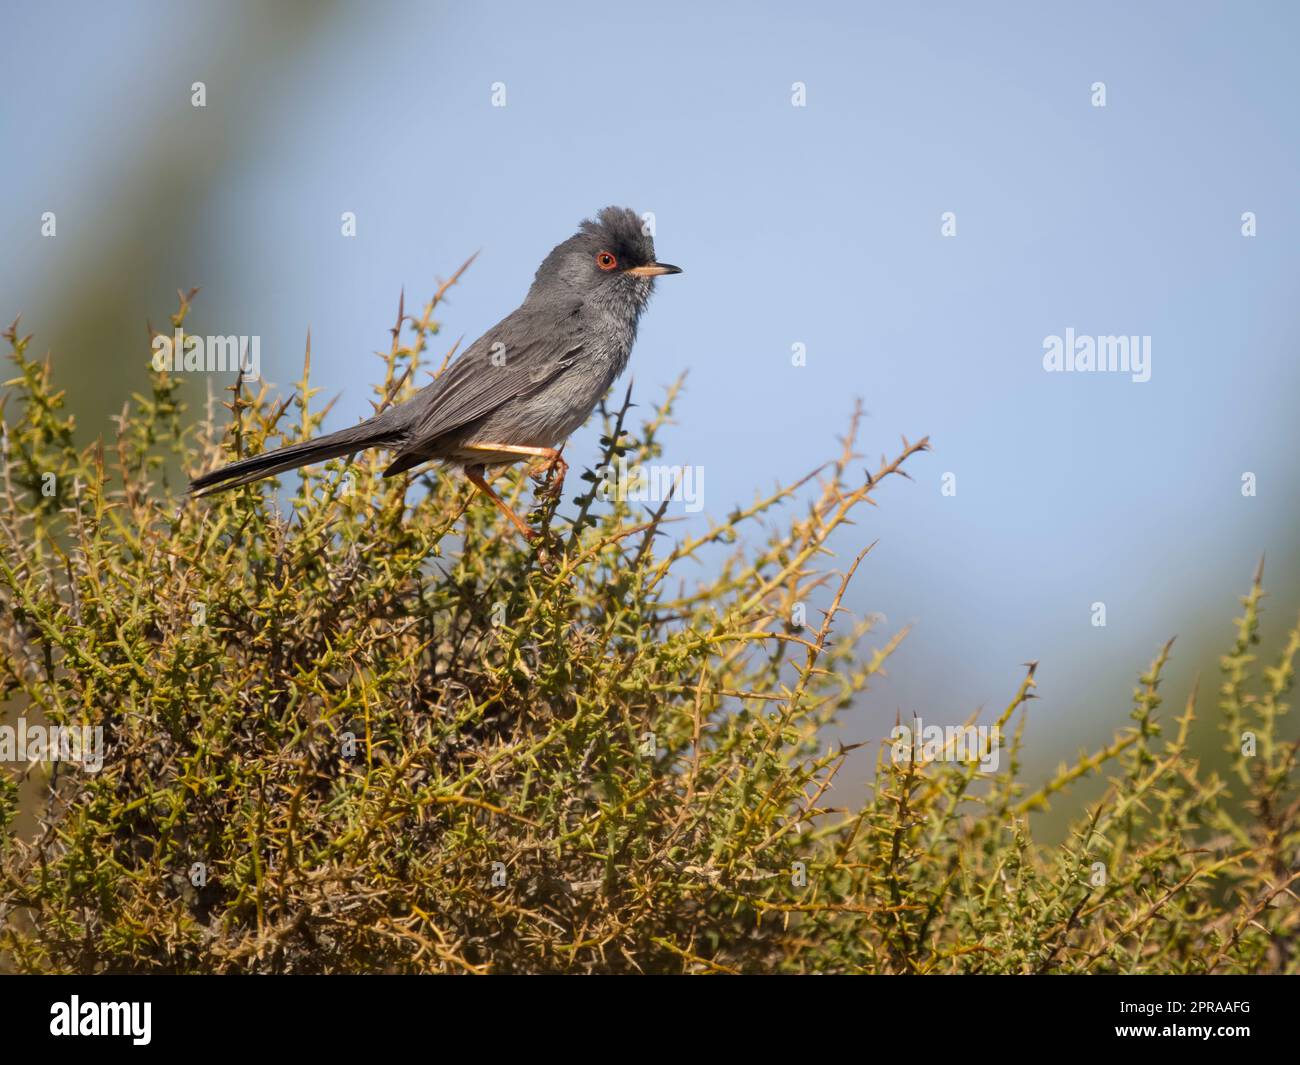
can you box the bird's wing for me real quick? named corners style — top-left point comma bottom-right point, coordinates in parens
top-left (397, 301), bottom-right (584, 451)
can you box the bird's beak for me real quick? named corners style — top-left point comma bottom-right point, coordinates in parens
top-left (625, 262), bottom-right (683, 277)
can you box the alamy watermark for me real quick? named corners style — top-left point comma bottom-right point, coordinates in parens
top-left (151, 330), bottom-right (261, 381)
top-left (1042, 328), bottom-right (1150, 383)
top-left (597, 456), bottom-right (704, 513)
top-left (50, 997), bottom-right (150, 1045)
top-left (0, 717), bottom-right (104, 773)
top-left (890, 718), bottom-right (1000, 773)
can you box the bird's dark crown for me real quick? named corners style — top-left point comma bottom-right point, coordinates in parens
top-left (576, 206), bottom-right (655, 266)
top-left (528, 206), bottom-right (658, 301)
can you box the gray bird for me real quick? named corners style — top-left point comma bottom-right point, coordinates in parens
top-left (189, 206), bottom-right (681, 538)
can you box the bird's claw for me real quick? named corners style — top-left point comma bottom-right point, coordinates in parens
top-left (535, 473), bottom-right (565, 500)
top-left (531, 453), bottom-right (568, 500)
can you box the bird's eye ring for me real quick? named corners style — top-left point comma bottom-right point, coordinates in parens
top-left (596, 251), bottom-right (618, 271)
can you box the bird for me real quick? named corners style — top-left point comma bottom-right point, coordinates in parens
top-left (189, 206), bottom-right (681, 539)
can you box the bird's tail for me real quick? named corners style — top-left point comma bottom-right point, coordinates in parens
top-left (189, 420), bottom-right (401, 497)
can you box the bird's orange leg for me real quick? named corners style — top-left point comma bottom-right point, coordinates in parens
top-left (464, 466), bottom-right (536, 540)
top-left (461, 441), bottom-right (568, 497)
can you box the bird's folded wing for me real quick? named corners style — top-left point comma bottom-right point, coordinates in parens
top-left (399, 303), bottom-right (585, 450)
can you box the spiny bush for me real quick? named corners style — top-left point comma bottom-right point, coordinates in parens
top-left (0, 281), bottom-right (1296, 973)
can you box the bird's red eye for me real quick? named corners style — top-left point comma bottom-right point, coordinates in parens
top-left (596, 251), bottom-right (618, 271)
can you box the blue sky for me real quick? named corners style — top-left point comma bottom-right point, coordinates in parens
top-left (4, 1), bottom-right (1298, 782)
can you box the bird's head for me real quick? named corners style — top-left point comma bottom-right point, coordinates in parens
top-left (529, 206), bottom-right (682, 312)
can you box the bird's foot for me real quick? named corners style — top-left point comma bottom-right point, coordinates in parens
top-left (531, 450), bottom-right (568, 500)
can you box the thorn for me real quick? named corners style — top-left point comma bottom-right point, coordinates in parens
top-left (392, 287), bottom-right (406, 342)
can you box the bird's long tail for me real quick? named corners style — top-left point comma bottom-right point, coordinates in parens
top-left (188, 420), bottom-right (402, 497)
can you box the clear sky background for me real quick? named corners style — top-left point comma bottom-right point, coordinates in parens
top-left (4, 1), bottom-right (1298, 802)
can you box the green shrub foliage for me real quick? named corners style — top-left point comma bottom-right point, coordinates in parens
top-left (1, 285), bottom-right (1296, 973)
